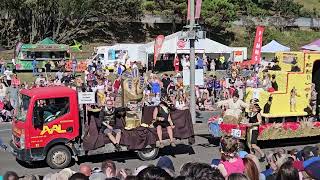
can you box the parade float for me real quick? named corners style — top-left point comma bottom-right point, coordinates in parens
top-left (216, 51), bottom-right (320, 140)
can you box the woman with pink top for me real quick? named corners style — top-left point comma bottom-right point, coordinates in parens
top-left (11, 73), bottom-right (20, 87)
top-left (218, 136), bottom-right (245, 179)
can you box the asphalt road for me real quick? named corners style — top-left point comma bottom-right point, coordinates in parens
top-left (0, 113), bottom-right (319, 177)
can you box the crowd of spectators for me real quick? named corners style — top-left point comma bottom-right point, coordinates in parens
top-left (1, 55), bottom-right (319, 179)
top-left (3, 138), bottom-right (319, 180)
top-left (0, 55), bottom-right (289, 124)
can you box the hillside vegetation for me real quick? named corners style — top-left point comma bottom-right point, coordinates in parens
top-left (295, 0), bottom-right (320, 12)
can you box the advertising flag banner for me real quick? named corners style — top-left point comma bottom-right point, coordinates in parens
top-left (187, 0), bottom-right (191, 20)
top-left (195, 0), bottom-right (202, 19)
top-left (154, 35), bottom-right (165, 66)
top-left (251, 26), bottom-right (264, 64)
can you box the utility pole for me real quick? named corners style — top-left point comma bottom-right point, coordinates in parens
top-left (189, 0), bottom-right (196, 124)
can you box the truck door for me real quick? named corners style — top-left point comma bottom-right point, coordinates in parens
top-left (30, 97), bottom-right (76, 148)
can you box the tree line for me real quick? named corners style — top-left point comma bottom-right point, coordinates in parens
top-left (0, 0), bottom-right (315, 49)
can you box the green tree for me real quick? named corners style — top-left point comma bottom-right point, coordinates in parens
top-left (143, 0), bottom-right (187, 18)
top-left (201, 0), bottom-right (236, 28)
top-left (273, 0), bottom-right (304, 18)
top-left (0, 0), bottom-right (144, 48)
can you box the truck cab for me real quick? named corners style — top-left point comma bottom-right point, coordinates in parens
top-left (11, 87), bottom-right (80, 168)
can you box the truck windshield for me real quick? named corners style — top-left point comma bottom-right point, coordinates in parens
top-left (17, 94), bottom-right (31, 122)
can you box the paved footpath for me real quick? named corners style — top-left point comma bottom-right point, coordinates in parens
top-left (0, 115), bottom-right (319, 176)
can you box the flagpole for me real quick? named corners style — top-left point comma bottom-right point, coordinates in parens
top-left (189, 0), bottom-right (196, 124)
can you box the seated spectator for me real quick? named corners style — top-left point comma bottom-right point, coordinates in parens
top-left (287, 149), bottom-right (304, 171)
top-left (228, 173), bottom-right (249, 180)
top-left (243, 157), bottom-right (265, 180)
top-left (0, 76), bottom-right (9, 88)
top-left (137, 166), bottom-right (172, 180)
top-left (133, 165), bottom-right (149, 176)
top-left (0, 83), bottom-right (6, 101)
top-left (217, 136), bottom-right (245, 178)
top-left (1, 99), bottom-right (14, 122)
top-left (262, 150), bottom-right (290, 179)
top-left (275, 160), bottom-right (300, 180)
top-left (11, 73), bottom-right (20, 87)
top-left (69, 173), bottom-right (89, 180)
top-left (260, 73), bottom-right (273, 92)
top-left (304, 158), bottom-right (320, 180)
top-left (180, 162), bottom-right (224, 180)
top-left (117, 168), bottom-right (132, 180)
top-left (166, 80), bottom-right (176, 95)
top-left (3, 171), bottom-right (19, 180)
top-left (89, 172), bottom-right (107, 180)
top-left (157, 156), bottom-right (175, 176)
top-left (151, 93), bottom-right (161, 106)
top-left (79, 163), bottom-right (92, 177)
top-left (175, 94), bottom-right (188, 110)
top-left (202, 91), bottom-right (214, 111)
top-left (35, 74), bottom-right (46, 86)
top-left (101, 160), bottom-right (117, 179)
top-left (20, 174), bottom-right (41, 180)
top-left (143, 94), bottom-right (154, 106)
top-left (46, 168), bottom-right (75, 180)
top-left (196, 97), bottom-right (205, 111)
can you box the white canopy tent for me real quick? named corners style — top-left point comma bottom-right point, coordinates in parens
top-left (140, 31), bottom-right (233, 54)
top-left (261, 40), bottom-right (290, 53)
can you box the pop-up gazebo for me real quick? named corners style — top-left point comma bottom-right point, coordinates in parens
top-left (261, 40), bottom-right (290, 53)
top-left (301, 39), bottom-right (320, 51)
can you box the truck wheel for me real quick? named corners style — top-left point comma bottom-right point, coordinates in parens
top-left (46, 145), bottom-right (72, 169)
top-left (137, 148), bottom-right (159, 161)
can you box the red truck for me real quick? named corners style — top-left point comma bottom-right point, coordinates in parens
top-left (10, 86), bottom-right (194, 169)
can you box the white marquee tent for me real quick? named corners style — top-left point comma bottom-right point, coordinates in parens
top-left (140, 31), bottom-right (232, 54)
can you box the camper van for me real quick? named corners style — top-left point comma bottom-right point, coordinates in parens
top-left (91, 44), bottom-right (146, 69)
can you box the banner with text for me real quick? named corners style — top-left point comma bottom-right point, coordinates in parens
top-left (187, 0), bottom-right (191, 20)
top-left (154, 35), bottom-right (165, 66)
top-left (195, 0), bottom-right (202, 19)
top-left (251, 26), bottom-right (264, 65)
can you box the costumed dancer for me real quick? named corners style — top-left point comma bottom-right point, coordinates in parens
top-left (242, 103), bottom-right (265, 162)
top-left (217, 92), bottom-right (249, 123)
top-left (290, 87), bottom-right (300, 112)
top-left (151, 98), bottom-right (175, 148)
top-left (99, 100), bottom-right (122, 151)
top-left (310, 83), bottom-right (317, 116)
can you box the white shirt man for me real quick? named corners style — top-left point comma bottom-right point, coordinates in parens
top-left (217, 95), bottom-right (249, 119)
top-left (35, 75), bottom-right (46, 86)
top-left (181, 56), bottom-right (187, 70)
top-left (4, 69), bottom-right (12, 81)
